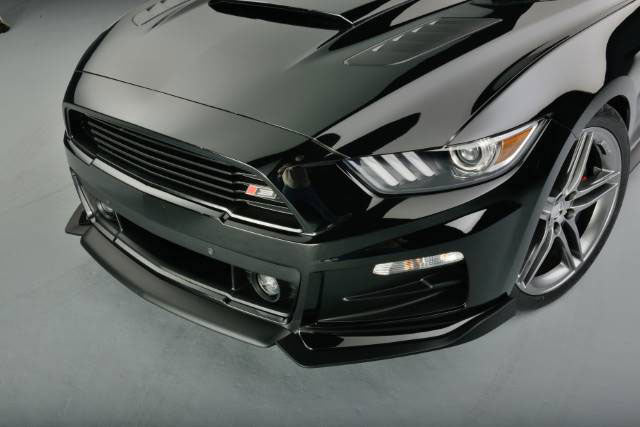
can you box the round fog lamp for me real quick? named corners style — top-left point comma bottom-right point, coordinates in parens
top-left (96, 201), bottom-right (115, 220)
top-left (250, 273), bottom-right (281, 302)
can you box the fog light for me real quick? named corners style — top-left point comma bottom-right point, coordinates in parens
top-left (96, 201), bottom-right (115, 220)
top-left (373, 252), bottom-right (464, 276)
top-left (249, 273), bottom-right (281, 302)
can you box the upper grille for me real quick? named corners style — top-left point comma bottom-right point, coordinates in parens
top-left (67, 110), bottom-right (301, 232)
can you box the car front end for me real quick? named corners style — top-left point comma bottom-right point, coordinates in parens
top-left (62, 0), bottom-right (614, 366)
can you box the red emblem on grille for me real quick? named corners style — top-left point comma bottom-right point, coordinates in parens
top-left (246, 185), bottom-right (258, 196)
top-left (245, 184), bottom-right (277, 200)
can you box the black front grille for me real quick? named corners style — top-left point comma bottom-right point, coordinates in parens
top-left (67, 110), bottom-right (300, 231)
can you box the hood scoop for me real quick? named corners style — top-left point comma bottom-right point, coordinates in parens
top-left (209, 0), bottom-right (353, 30)
top-left (209, 0), bottom-right (408, 29)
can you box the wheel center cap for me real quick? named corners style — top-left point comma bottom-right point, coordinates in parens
top-left (551, 198), bottom-right (568, 220)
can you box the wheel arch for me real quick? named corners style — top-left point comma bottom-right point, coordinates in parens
top-left (554, 77), bottom-right (636, 144)
top-left (608, 95), bottom-right (631, 130)
top-left (447, 2), bottom-right (640, 300)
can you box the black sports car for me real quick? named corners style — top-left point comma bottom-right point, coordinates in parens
top-left (64, 0), bottom-right (640, 366)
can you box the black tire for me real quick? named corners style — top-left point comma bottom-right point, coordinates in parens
top-left (515, 105), bottom-right (630, 310)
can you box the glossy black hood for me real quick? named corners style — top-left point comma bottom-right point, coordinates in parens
top-left (81, 0), bottom-right (625, 155)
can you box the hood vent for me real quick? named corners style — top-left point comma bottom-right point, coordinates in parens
top-left (209, 0), bottom-right (353, 30)
top-left (346, 17), bottom-right (502, 66)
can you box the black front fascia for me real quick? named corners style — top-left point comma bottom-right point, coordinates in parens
top-left (65, 115), bottom-right (574, 365)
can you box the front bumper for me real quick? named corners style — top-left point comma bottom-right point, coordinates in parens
top-left (65, 115), bottom-right (574, 366)
top-left (68, 209), bottom-right (515, 366)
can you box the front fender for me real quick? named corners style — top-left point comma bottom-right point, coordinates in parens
top-left (452, 1), bottom-right (640, 148)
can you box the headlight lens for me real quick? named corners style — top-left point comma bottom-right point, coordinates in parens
top-left (342, 120), bottom-right (544, 194)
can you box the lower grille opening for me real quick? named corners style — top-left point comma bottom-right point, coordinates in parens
top-left (91, 211), bottom-right (298, 323)
top-left (116, 215), bottom-right (299, 321)
top-left (119, 216), bottom-right (233, 289)
top-left (72, 175), bottom-right (300, 322)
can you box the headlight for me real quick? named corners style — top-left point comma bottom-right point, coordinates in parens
top-left (342, 120), bottom-right (544, 195)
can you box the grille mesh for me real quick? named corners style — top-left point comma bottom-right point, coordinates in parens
top-left (68, 111), bottom-right (300, 231)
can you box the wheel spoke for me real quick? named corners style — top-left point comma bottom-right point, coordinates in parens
top-left (564, 131), bottom-right (594, 194)
top-left (558, 230), bottom-right (578, 270)
top-left (572, 174), bottom-right (620, 214)
top-left (519, 223), bottom-right (555, 286)
top-left (576, 169), bottom-right (620, 198)
top-left (562, 219), bottom-right (583, 261)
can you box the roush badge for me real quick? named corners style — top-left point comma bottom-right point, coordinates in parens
top-left (246, 184), bottom-right (278, 200)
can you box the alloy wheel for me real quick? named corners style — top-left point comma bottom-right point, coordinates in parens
top-left (517, 127), bottom-right (622, 296)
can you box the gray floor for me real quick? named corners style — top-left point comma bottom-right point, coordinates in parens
top-left (2, 1), bottom-right (640, 426)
